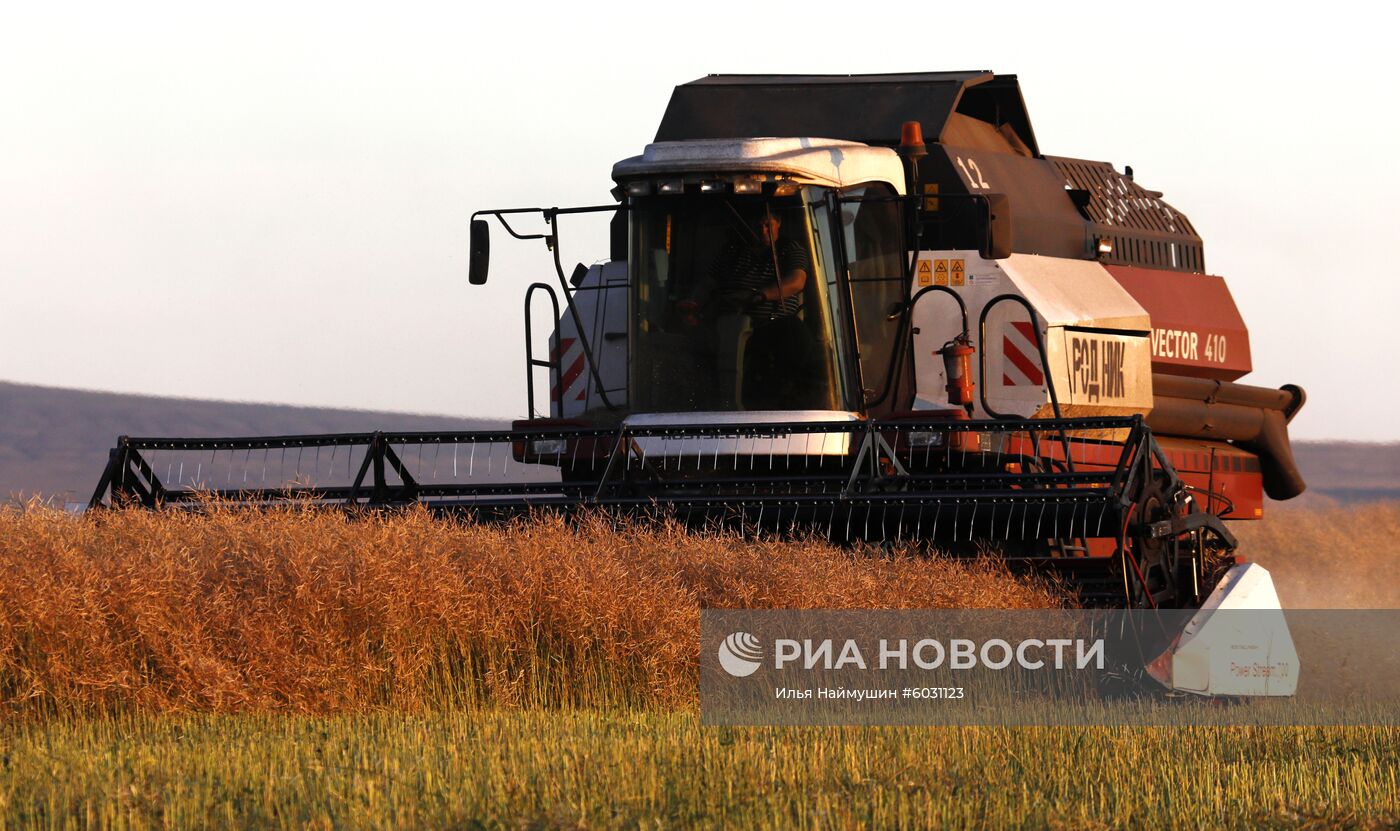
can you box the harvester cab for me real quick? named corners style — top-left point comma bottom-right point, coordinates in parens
top-left (93, 72), bottom-right (1309, 697)
top-left (473, 137), bottom-right (917, 425)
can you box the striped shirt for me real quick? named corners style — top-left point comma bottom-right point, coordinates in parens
top-left (711, 238), bottom-right (810, 319)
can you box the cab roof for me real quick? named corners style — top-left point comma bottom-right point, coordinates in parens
top-left (611, 137), bottom-right (907, 194)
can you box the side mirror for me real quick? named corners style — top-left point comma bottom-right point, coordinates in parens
top-left (980, 193), bottom-right (1013, 260)
top-left (468, 219), bottom-right (490, 285)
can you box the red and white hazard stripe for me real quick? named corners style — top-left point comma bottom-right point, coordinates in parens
top-left (550, 337), bottom-right (588, 407)
top-left (1002, 321), bottom-right (1045, 387)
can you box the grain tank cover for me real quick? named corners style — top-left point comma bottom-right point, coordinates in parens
top-left (655, 72), bottom-right (1037, 153)
top-left (656, 73), bottom-right (1210, 273)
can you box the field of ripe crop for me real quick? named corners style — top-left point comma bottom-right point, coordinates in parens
top-left (0, 505), bottom-right (1062, 715)
top-left (0, 503), bottom-right (1396, 829)
top-left (1236, 501), bottom-right (1400, 608)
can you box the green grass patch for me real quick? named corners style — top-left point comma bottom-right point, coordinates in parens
top-left (2, 711), bottom-right (1396, 830)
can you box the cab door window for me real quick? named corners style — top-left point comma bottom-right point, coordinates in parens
top-left (840, 185), bottom-right (908, 410)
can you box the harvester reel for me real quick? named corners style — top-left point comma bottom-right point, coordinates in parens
top-left (1125, 475), bottom-right (1193, 609)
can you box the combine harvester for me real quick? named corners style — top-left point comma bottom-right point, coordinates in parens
top-left (92, 73), bottom-right (1304, 696)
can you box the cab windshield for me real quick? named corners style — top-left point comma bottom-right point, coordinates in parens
top-left (629, 188), bottom-right (854, 413)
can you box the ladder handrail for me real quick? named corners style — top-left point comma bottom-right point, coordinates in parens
top-left (523, 282), bottom-right (562, 419)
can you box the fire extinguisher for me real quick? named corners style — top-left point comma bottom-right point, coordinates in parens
top-left (937, 334), bottom-right (976, 414)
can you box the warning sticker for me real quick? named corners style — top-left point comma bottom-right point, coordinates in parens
top-left (916, 260), bottom-right (933, 286)
top-left (934, 259), bottom-right (949, 286)
top-left (950, 259), bottom-right (965, 287)
top-left (923, 183), bottom-right (940, 212)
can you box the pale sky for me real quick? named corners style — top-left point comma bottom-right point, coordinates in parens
top-left (2, 2), bottom-right (1396, 440)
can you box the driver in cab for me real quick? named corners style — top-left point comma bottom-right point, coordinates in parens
top-left (702, 208), bottom-right (820, 409)
top-left (711, 210), bottom-right (808, 318)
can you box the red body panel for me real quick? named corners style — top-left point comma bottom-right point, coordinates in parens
top-left (1106, 265), bottom-right (1252, 381)
top-left (1002, 432), bottom-right (1265, 528)
top-left (1153, 436), bottom-right (1264, 521)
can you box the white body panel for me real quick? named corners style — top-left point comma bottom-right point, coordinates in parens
top-left (911, 251), bottom-right (1154, 419)
top-left (552, 261), bottom-right (628, 418)
top-left (1148, 563), bottom-right (1299, 696)
top-left (623, 410), bottom-right (859, 458)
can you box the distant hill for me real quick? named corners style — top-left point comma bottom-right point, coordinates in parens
top-left (1289, 442), bottom-right (1400, 505)
top-left (0, 382), bottom-right (495, 503)
top-left (1, 380), bottom-right (1396, 506)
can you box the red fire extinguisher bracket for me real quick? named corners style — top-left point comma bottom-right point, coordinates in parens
top-left (937, 335), bottom-right (977, 412)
